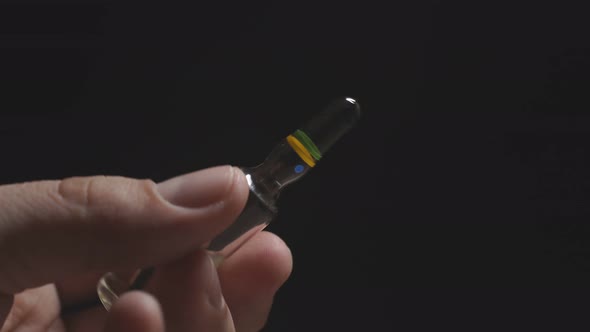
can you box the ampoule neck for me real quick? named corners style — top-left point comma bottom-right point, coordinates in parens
top-left (247, 165), bottom-right (282, 201)
top-left (246, 140), bottom-right (311, 200)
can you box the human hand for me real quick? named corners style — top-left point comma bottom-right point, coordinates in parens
top-left (0, 165), bottom-right (293, 332)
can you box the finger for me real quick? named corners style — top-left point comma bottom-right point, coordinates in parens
top-left (64, 291), bottom-right (163, 332)
top-left (103, 291), bottom-right (164, 332)
top-left (63, 232), bottom-right (291, 331)
top-left (0, 285), bottom-right (60, 331)
top-left (218, 231), bottom-right (293, 332)
top-left (146, 250), bottom-right (235, 332)
top-left (60, 232), bottom-right (292, 312)
top-left (0, 165), bottom-right (249, 294)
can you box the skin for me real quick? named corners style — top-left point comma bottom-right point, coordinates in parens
top-left (0, 166), bottom-right (293, 332)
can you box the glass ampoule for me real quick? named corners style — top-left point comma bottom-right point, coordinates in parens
top-left (97, 97), bottom-right (361, 310)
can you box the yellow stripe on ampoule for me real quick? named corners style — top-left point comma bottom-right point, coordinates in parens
top-left (286, 135), bottom-right (316, 167)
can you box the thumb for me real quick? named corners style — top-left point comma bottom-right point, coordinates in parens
top-left (0, 165), bottom-right (249, 294)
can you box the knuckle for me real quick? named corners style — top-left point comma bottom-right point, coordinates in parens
top-left (128, 178), bottom-right (170, 215)
top-left (136, 178), bottom-right (162, 206)
top-left (56, 176), bottom-right (97, 215)
top-left (56, 176), bottom-right (165, 220)
top-left (56, 176), bottom-right (111, 222)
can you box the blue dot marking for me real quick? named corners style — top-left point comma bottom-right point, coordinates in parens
top-left (294, 164), bottom-right (304, 174)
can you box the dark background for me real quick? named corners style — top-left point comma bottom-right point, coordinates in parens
top-left (2, 0), bottom-right (590, 330)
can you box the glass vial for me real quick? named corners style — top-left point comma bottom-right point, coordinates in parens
top-left (97, 97), bottom-right (361, 310)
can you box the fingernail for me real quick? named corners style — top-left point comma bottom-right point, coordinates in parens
top-left (156, 165), bottom-right (237, 208)
top-left (205, 254), bottom-right (225, 309)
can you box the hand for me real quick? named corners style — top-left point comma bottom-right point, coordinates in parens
top-left (0, 166), bottom-right (293, 332)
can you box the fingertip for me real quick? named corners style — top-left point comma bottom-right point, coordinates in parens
top-left (232, 167), bottom-right (249, 197)
top-left (226, 166), bottom-right (250, 220)
top-left (104, 291), bottom-right (164, 332)
top-left (218, 231), bottom-right (292, 332)
top-left (156, 165), bottom-right (248, 210)
top-left (220, 231), bottom-right (293, 296)
top-left (155, 165), bottom-right (250, 233)
top-left (145, 250), bottom-right (236, 332)
top-left (254, 232), bottom-right (294, 289)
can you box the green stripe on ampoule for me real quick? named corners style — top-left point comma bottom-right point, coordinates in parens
top-left (293, 129), bottom-right (322, 161)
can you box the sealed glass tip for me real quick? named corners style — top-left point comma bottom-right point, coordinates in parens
top-left (296, 97), bottom-right (361, 158)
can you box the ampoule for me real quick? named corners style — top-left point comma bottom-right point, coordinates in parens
top-left (97, 97), bottom-right (361, 310)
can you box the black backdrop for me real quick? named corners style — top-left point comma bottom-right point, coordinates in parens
top-left (2, 0), bottom-right (590, 330)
